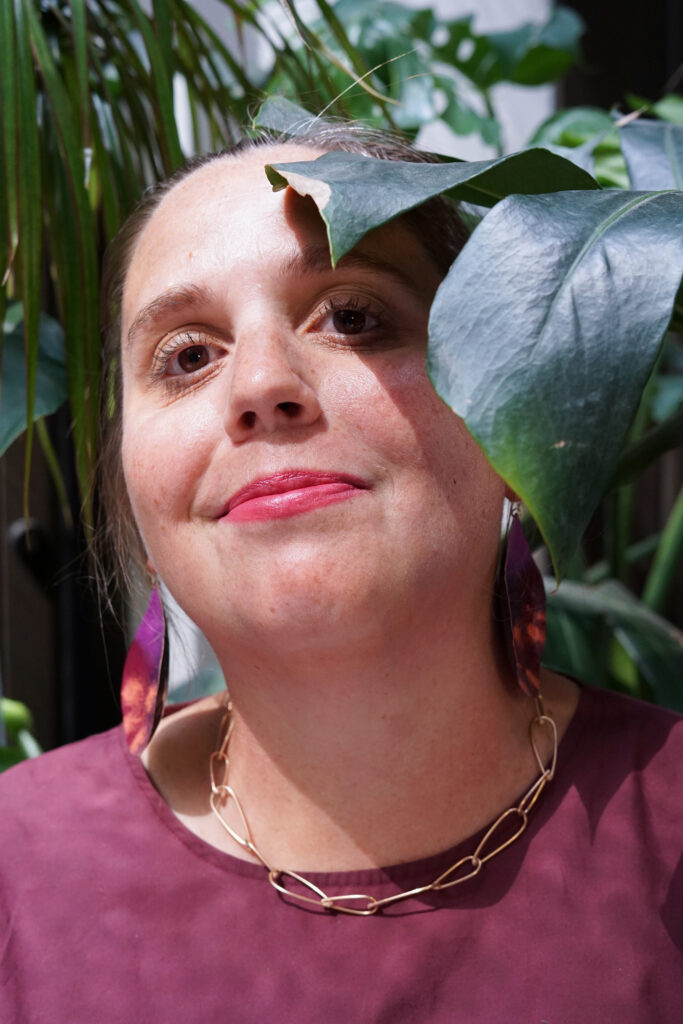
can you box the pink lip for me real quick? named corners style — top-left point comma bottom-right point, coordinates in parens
top-left (221, 471), bottom-right (369, 523)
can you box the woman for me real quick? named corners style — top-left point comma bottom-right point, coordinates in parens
top-left (2, 124), bottom-right (682, 1023)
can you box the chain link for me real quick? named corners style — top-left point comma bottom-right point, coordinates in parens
top-left (209, 696), bottom-right (557, 915)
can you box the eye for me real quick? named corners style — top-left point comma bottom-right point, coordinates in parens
top-left (168, 343), bottom-right (211, 375)
top-left (151, 332), bottom-right (227, 381)
top-left (316, 297), bottom-right (382, 338)
top-left (331, 308), bottom-right (375, 335)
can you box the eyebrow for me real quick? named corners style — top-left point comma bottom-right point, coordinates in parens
top-left (281, 243), bottom-right (424, 297)
top-left (126, 284), bottom-right (215, 349)
top-left (125, 243), bottom-right (424, 348)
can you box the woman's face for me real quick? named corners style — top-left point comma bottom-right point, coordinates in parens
top-left (120, 145), bottom-right (505, 657)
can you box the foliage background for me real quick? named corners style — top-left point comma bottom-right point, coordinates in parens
top-left (0, 0), bottom-right (681, 761)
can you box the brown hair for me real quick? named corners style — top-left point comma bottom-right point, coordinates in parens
top-left (96, 122), bottom-right (470, 598)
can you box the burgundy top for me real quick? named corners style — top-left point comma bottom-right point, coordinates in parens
top-left (1, 685), bottom-right (682, 1023)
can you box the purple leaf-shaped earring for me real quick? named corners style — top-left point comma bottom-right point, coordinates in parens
top-left (501, 509), bottom-right (546, 697)
top-left (121, 586), bottom-right (168, 755)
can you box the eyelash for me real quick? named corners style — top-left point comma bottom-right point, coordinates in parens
top-left (149, 295), bottom-right (385, 387)
top-left (149, 331), bottom-right (222, 384)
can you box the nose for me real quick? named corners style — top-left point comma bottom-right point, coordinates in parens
top-left (223, 325), bottom-right (322, 442)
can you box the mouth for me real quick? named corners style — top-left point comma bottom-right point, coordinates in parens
top-left (220, 470), bottom-right (370, 523)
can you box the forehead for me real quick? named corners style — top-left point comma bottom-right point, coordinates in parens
top-left (124, 144), bottom-right (321, 290)
top-left (121, 143), bottom-right (439, 333)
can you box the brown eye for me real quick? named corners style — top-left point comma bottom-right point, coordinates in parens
top-left (332, 309), bottom-right (370, 334)
top-left (175, 345), bottom-right (210, 374)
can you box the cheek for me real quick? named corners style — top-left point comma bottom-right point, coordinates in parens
top-left (121, 398), bottom-right (218, 539)
top-left (336, 353), bottom-right (505, 528)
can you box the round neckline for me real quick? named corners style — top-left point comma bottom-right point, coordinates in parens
top-left (120, 683), bottom-right (592, 889)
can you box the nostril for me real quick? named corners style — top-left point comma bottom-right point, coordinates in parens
top-left (240, 410), bottom-right (257, 428)
top-left (277, 401), bottom-right (301, 419)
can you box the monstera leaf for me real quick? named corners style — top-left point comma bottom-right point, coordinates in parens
top-left (266, 145), bottom-right (683, 580)
top-left (428, 189), bottom-right (683, 579)
top-left (619, 119), bottom-right (683, 189)
top-left (266, 148), bottom-right (598, 263)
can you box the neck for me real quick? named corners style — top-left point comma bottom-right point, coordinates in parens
top-left (205, 611), bottom-right (544, 872)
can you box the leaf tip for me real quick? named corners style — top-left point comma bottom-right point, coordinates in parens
top-left (264, 165), bottom-right (287, 192)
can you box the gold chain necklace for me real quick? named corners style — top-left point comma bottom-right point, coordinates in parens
top-left (209, 697), bottom-right (558, 916)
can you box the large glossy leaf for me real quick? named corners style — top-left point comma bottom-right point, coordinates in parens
top-left (1, 304), bottom-right (67, 456)
top-left (427, 190), bottom-right (683, 580)
top-left (266, 148), bottom-right (598, 263)
top-left (545, 579), bottom-right (683, 711)
top-left (619, 119), bottom-right (683, 189)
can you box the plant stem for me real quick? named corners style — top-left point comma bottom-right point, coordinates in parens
top-left (642, 486), bottom-right (683, 613)
top-left (36, 418), bottom-right (73, 529)
top-left (482, 89), bottom-right (503, 157)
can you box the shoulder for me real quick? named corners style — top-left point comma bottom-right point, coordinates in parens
top-left (0, 727), bottom-right (129, 853)
top-left (574, 683), bottom-right (683, 762)
top-left (562, 684), bottom-right (683, 848)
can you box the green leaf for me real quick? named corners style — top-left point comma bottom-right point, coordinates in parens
top-left (652, 94), bottom-right (683, 126)
top-left (610, 407), bottom-right (683, 487)
top-left (126, 0), bottom-right (183, 172)
top-left (528, 105), bottom-right (614, 147)
top-left (546, 580), bottom-right (683, 711)
top-left (252, 96), bottom-right (319, 136)
top-left (266, 148), bottom-right (599, 264)
top-left (527, 108), bottom-right (628, 187)
top-left (487, 6), bottom-right (584, 87)
top-left (0, 747), bottom-right (25, 772)
top-left (0, 0), bottom-right (18, 264)
top-left (642, 486), bottom-right (683, 613)
top-left (427, 190), bottom-right (683, 580)
top-left (25, 0), bottom-right (100, 512)
top-left (626, 92), bottom-right (683, 127)
top-left (70, 0), bottom-right (90, 150)
top-left (1, 304), bottom-right (68, 456)
top-left (1, 696), bottom-right (34, 736)
top-left (16, 0), bottom-right (43, 517)
top-left (619, 119), bottom-right (683, 189)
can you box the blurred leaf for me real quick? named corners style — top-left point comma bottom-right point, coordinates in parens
top-left (652, 94), bottom-right (683, 126)
top-left (652, 375), bottom-right (683, 421)
top-left (544, 598), bottom-right (610, 688)
top-left (529, 105), bottom-right (614, 147)
top-left (642, 487), bottom-right (683, 614)
top-left (253, 96), bottom-right (319, 135)
top-left (434, 5), bottom-right (582, 91)
top-left (619, 119), bottom-right (683, 189)
top-left (610, 408), bottom-right (683, 487)
top-left (1, 303), bottom-right (67, 456)
top-left (528, 107), bottom-right (628, 187)
top-left (0, 747), bottom-right (25, 772)
top-left (428, 190), bottom-right (683, 580)
top-left (626, 92), bottom-right (683, 127)
top-left (487, 6), bottom-right (584, 87)
top-left (266, 147), bottom-right (598, 263)
top-left (16, 0), bottom-right (42, 517)
top-left (1, 696), bottom-right (34, 737)
top-left (546, 579), bottom-right (683, 710)
top-left (439, 81), bottom-right (500, 145)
